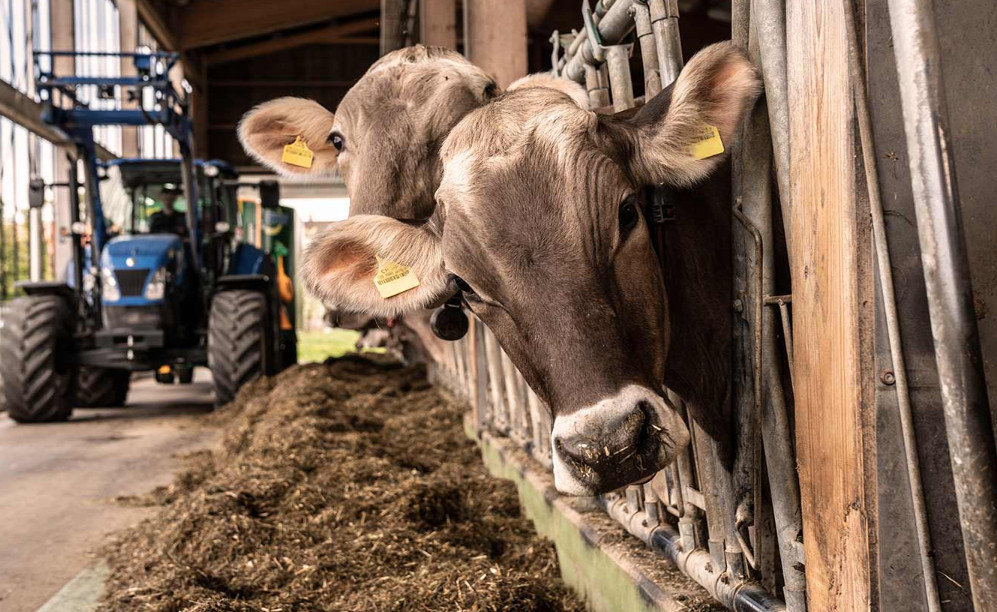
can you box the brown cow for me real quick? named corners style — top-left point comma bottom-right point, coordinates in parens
top-left (238, 45), bottom-right (586, 361)
top-left (298, 42), bottom-right (760, 495)
top-left (238, 45), bottom-right (497, 221)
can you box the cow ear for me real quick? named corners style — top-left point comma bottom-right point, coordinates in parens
top-left (303, 215), bottom-right (450, 317)
top-left (238, 97), bottom-right (339, 178)
top-left (626, 42), bottom-right (760, 187)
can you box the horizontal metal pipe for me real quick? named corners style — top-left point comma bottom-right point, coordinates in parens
top-left (602, 495), bottom-right (785, 611)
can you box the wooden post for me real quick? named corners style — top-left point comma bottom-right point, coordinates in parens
top-left (463, 0), bottom-right (527, 89)
top-left (420, 0), bottom-right (456, 49)
top-left (50, 0), bottom-right (75, 282)
top-left (380, 0), bottom-right (407, 55)
top-left (787, 3), bottom-right (875, 610)
top-left (118, 0), bottom-right (139, 157)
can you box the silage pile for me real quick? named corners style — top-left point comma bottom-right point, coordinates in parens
top-left (100, 356), bottom-right (585, 612)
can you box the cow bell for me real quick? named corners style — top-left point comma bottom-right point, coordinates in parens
top-left (431, 298), bottom-right (468, 341)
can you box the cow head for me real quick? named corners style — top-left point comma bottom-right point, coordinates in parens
top-left (238, 45), bottom-right (497, 220)
top-left (301, 43), bottom-right (759, 495)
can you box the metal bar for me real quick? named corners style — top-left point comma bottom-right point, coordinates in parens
top-left (604, 44), bottom-right (635, 112)
top-left (886, 0), bottom-right (997, 606)
top-left (631, 1), bottom-right (662, 96)
top-left (749, 0), bottom-right (792, 256)
top-left (603, 495), bottom-right (786, 611)
top-left (483, 329), bottom-right (509, 433)
top-left (738, 39), bottom-right (807, 605)
top-left (564, 0), bottom-right (639, 82)
top-left (775, 299), bottom-right (794, 390)
top-left (843, 4), bottom-right (942, 608)
top-left (583, 63), bottom-right (610, 109)
top-left (647, 0), bottom-right (682, 87)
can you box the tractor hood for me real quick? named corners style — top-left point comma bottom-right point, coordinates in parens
top-left (102, 234), bottom-right (182, 271)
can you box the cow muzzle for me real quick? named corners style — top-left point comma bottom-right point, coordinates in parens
top-left (550, 385), bottom-right (690, 496)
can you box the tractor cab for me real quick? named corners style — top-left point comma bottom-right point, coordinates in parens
top-left (0, 50), bottom-right (296, 423)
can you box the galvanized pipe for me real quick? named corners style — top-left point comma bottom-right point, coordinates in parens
top-left (843, 4), bottom-right (942, 609)
top-left (738, 31), bottom-right (807, 606)
top-left (605, 44), bottom-right (635, 112)
top-left (886, 0), bottom-right (997, 607)
top-left (583, 63), bottom-right (611, 109)
top-left (749, 0), bottom-right (792, 255)
top-left (603, 494), bottom-right (785, 611)
top-left (564, 0), bottom-right (639, 82)
top-left (631, 1), bottom-right (662, 96)
top-left (647, 0), bottom-right (682, 87)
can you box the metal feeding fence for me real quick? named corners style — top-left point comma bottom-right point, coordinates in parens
top-left (433, 1), bottom-right (997, 611)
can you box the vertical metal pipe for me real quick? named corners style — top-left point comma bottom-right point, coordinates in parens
top-left (647, 0), bottom-right (682, 87)
top-left (750, 0), bottom-right (792, 256)
top-left (584, 63), bottom-right (610, 109)
top-left (886, 0), bottom-right (997, 607)
top-left (29, 207), bottom-right (43, 282)
top-left (631, 1), bottom-right (662, 96)
top-left (483, 329), bottom-right (509, 433)
top-left (740, 36), bottom-right (807, 607)
top-left (843, 4), bottom-right (942, 608)
top-left (604, 44), bottom-right (635, 112)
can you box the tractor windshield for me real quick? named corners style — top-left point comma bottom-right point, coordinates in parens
top-left (100, 162), bottom-right (203, 238)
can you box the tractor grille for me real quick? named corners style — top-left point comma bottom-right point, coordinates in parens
top-left (114, 268), bottom-right (150, 297)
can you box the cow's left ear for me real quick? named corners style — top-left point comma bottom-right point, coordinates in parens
top-left (624, 42), bottom-right (760, 187)
top-left (302, 215), bottom-right (451, 317)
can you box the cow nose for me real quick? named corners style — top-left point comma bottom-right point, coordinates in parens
top-left (554, 402), bottom-right (648, 466)
top-left (550, 385), bottom-right (691, 496)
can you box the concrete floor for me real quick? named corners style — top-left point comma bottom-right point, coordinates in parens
top-left (0, 371), bottom-right (219, 612)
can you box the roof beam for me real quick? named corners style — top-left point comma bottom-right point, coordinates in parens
top-left (0, 81), bottom-right (115, 161)
top-left (205, 17), bottom-right (380, 66)
top-left (135, 0), bottom-right (205, 90)
top-left (179, 0), bottom-right (378, 50)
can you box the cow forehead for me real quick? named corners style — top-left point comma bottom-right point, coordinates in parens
top-left (337, 50), bottom-right (492, 131)
top-left (439, 89), bottom-right (600, 204)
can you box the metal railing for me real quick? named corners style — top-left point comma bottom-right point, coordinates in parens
top-left (436, 0), bottom-right (997, 610)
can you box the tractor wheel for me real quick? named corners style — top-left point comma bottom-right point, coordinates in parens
top-left (209, 290), bottom-right (267, 405)
top-left (75, 367), bottom-right (130, 407)
top-left (0, 296), bottom-right (76, 423)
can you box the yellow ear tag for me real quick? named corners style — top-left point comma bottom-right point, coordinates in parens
top-left (689, 125), bottom-right (725, 160)
top-left (281, 136), bottom-right (314, 169)
top-left (373, 255), bottom-right (421, 299)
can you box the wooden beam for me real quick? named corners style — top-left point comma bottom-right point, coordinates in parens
top-left (420, 0), bottom-right (456, 49)
top-left (787, 3), bottom-right (874, 610)
top-left (119, 0), bottom-right (139, 157)
top-left (179, 0), bottom-right (377, 50)
top-left (464, 0), bottom-right (527, 89)
top-left (205, 17), bottom-right (380, 66)
top-left (135, 0), bottom-right (205, 90)
top-left (380, 0), bottom-right (407, 54)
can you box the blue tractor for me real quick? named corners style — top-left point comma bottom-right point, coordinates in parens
top-left (0, 51), bottom-right (296, 422)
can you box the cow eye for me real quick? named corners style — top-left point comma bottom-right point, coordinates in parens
top-left (618, 196), bottom-right (640, 235)
top-left (329, 131), bottom-right (345, 152)
top-left (454, 276), bottom-right (473, 293)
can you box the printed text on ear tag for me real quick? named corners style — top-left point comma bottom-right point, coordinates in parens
top-left (689, 125), bottom-right (725, 160)
top-left (374, 255), bottom-right (421, 299)
top-left (281, 136), bottom-right (314, 169)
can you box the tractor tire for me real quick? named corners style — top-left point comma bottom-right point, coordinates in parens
top-left (75, 367), bottom-right (130, 407)
top-left (209, 290), bottom-right (267, 406)
top-left (0, 296), bottom-right (76, 423)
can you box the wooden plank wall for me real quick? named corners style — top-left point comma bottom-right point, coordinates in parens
top-left (786, 3), bottom-right (875, 610)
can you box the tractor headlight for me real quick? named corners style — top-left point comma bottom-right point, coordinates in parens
top-left (101, 268), bottom-right (120, 301)
top-left (144, 267), bottom-right (167, 300)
